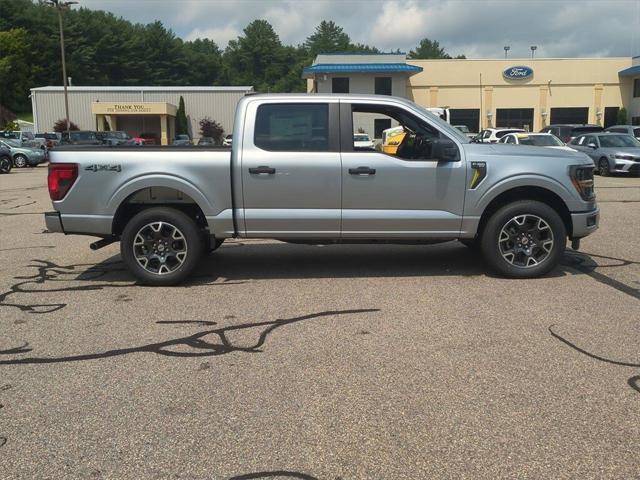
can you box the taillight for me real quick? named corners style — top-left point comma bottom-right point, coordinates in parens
top-left (569, 165), bottom-right (595, 201)
top-left (48, 163), bottom-right (78, 201)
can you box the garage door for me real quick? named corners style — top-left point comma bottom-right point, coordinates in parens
top-left (550, 107), bottom-right (589, 125)
top-left (449, 109), bottom-right (480, 133)
top-left (496, 108), bottom-right (534, 130)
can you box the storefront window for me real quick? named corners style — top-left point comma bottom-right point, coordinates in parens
top-left (634, 78), bottom-right (640, 98)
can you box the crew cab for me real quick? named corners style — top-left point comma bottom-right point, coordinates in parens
top-left (45, 94), bottom-right (599, 285)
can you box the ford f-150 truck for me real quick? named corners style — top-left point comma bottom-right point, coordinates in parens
top-left (45, 94), bottom-right (599, 285)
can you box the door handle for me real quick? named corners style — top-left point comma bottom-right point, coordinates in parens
top-left (348, 166), bottom-right (376, 175)
top-left (249, 166), bottom-right (276, 174)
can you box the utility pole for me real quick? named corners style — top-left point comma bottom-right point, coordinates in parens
top-left (503, 46), bottom-right (510, 59)
top-left (46, 0), bottom-right (78, 135)
top-left (530, 45), bottom-right (538, 58)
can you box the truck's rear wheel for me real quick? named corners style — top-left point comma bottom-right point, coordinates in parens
top-left (480, 200), bottom-right (566, 278)
top-left (121, 207), bottom-right (204, 285)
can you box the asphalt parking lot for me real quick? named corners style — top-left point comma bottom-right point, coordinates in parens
top-left (0, 166), bottom-right (638, 479)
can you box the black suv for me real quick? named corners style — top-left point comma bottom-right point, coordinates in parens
top-left (540, 124), bottom-right (603, 143)
top-left (60, 131), bottom-right (102, 146)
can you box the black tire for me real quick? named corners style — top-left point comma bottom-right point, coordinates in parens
top-left (598, 157), bottom-right (610, 177)
top-left (480, 200), bottom-right (566, 278)
top-left (120, 207), bottom-right (204, 286)
top-left (13, 154), bottom-right (27, 168)
top-left (0, 156), bottom-right (11, 174)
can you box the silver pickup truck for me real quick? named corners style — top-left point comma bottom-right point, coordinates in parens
top-left (45, 94), bottom-right (598, 285)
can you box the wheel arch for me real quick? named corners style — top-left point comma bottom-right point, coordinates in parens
top-left (477, 186), bottom-right (573, 239)
top-left (112, 185), bottom-right (210, 237)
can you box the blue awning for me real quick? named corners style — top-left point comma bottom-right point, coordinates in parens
top-left (303, 63), bottom-right (423, 78)
top-left (619, 65), bottom-right (640, 76)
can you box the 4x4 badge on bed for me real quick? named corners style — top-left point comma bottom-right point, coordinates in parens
top-left (85, 164), bottom-right (121, 172)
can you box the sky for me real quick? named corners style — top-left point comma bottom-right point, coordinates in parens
top-left (79, 0), bottom-right (640, 58)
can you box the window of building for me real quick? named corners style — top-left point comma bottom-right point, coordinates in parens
top-left (449, 109), bottom-right (480, 133)
top-left (332, 77), bottom-right (349, 94)
top-left (634, 78), bottom-right (640, 98)
top-left (633, 116), bottom-right (640, 126)
top-left (603, 107), bottom-right (619, 128)
top-left (375, 77), bottom-right (392, 96)
top-left (550, 107), bottom-right (589, 125)
top-left (374, 118), bottom-right (391, 139)
top-left (254, 103), bottom-right (328, 152)
top-left (496, 108), bottom-right (534, 130)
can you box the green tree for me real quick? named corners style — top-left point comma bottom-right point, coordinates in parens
top-left (304, 20), bottom-right (350, 56)
top-left (223, 20), bottom-right (289, 92)
top-left (408, 38), bottom-right (465, 59)
top-left (617, 107), bottom-right (628, 124)
top-left (175, 96), bottom-right (188, 136)
top-left (0, 28), bottom-right (32, 113)
top-left (199, 117), bottom-right (224, 143)
top-left (53, 119), bottom-right (79, 131)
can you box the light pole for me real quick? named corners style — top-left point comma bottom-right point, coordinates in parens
top-left (530, 45), bottom-right (537, 58)
top-left (46, 0), bottom-right (78, 135)
top-left (504, 46), bottom-right (510, 58)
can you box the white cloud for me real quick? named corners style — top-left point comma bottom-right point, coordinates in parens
top-left (184, 26), bottom-right (241, 47)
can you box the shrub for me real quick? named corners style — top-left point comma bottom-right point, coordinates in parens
top-left (617, 107), bottom-right (628, 125)
top-left (53, 119), bottom-right (79, 132)
top-left (199, 117), bottom-right (224, 143)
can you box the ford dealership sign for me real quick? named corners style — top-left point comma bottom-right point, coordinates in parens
top-left (503, 65), bottom-right (534, 80)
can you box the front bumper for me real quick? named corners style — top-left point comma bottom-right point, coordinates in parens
top-left (610, 158), bottom-right (640, 174)
top-left (44, 211), bottom-right (64, 233)
top-left (571, 207), bottom-right (599, 239)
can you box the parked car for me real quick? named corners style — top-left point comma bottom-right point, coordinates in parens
top-left (0, 138), bottom-right (47, 167)
top-left (45, 93), bottom-right (598, 285)
top-left (60, 131), bottom-right (101, 146)
top-left (0, 144), bottom-right (12, 174)
top-left (0, 130), bottom-right (36, 145)
top-left (453, 125), bottom-right (477, 139)
top-left (139, 132), bottom-right (158, 145)
top-left (197, 137), bottom-right (216, 146)
top-left (498, 132), bottom-right (575, 151)
top-left (475, 128), bottom-right (525, 143)
top-left (605, 124), bottom-right (640, 140)
top-left (222, 134), bottom-right (233, 147)
top-left (97, 131), bottom-right (130, 146)
top-left (173, 134), bottom-right (192, 146)
top-left (540, 124), bottom-right (603, 144)
top-left (35, 132), bottom-right (61, 149)
top-left (569, 133), bottom-right (640, 176)
top-left (125, 137), bottom-right (153, 146)
top-left (353, 133), bottom-right (375, 150)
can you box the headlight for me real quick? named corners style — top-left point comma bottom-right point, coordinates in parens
top-left (569, 165), bottom-right (595, 201)
top-left (614, 153), bottom-right (634, 160)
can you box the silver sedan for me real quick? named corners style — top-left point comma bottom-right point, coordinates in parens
top-left (569, 133), bottom-right (640, 176)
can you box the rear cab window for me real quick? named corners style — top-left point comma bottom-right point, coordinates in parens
top-left (254, 103), bottom-right (329, 152)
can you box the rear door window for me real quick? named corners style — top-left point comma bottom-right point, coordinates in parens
top-left (254, 103), bottom-right (328, 152)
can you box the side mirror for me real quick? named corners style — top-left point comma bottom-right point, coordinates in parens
top-left (432, 138), bottom-right (459, 161)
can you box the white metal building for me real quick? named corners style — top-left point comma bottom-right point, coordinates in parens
top-left (30, 86), bottom-right (253, 143)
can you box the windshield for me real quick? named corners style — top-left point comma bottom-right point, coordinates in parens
top-left (353, 134), bottom-right (370, 142)
top-left (520, 135), bottom-right (564, 147)
top-left (414, 103), bottom-right (469, 143)
top-left (71, 131), bottom-right (97, 140)
top-left (3, 139), bottom-right (21, 147)
top-left (599, 135), bottom-right (640, 148)
top-left (454, 125), bottom-right (470, 133)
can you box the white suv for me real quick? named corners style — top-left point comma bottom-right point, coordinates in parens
top-left (476, 128), bottom-right (525, 143)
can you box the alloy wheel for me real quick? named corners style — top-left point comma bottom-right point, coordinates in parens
top-left (498, 214), bottom-right (554, 268)
top-left (133, 221), bottom-right (188, 275)
top-left (599, 158), bottom-right (609, 176)
top-left (14, 155), bottom-right (27, 168)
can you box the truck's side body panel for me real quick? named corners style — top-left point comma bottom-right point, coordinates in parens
top-left (49, 148), bottom-right (232, 236)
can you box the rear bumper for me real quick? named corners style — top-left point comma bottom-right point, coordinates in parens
top-left (571, 207), bottom-right (599, 239)
top-left (44, 211), bottom-right (64, 233)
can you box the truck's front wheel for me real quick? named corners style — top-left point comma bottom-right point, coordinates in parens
top-left (480, 200), bottom-right (566, 278)
top-left (121, 207), bottom-right (204, 285)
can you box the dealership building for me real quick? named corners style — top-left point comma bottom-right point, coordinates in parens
top-left (304, 53), bottom-right (640, 136)
top-left (30, 86), bottom-right (253, 144)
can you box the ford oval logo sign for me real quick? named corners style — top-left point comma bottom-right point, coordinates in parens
top-left (503, 65), bottom-right (534, 80)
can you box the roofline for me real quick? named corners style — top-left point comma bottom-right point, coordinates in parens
top-left (317, 52), bottom-right (406, 55)
top-left (30, 86), bottom-right (254, 92)
top-left (409, 57), bottom-right (633, 61)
